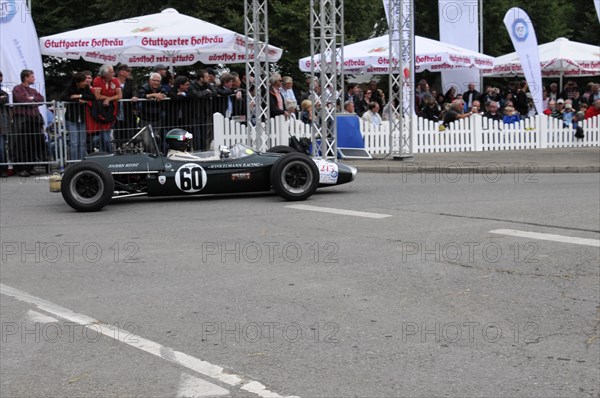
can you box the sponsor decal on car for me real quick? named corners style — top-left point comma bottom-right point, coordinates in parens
top-left (108, 163), bottom-right (140, 169)
top-left (207, 163), bottom-right (262, 169)
top-left (313, 159), bottom-right (339, 184)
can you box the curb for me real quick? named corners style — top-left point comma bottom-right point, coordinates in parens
top-left (349, 164), bottom-right (600, 174)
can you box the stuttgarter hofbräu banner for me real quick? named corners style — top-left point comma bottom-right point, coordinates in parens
top-left (38, 8), bottom-right (282, 66)
top-left (299, 35), bottom-right (493, 74)
top-left (503, 7), bottom-right (544, 114)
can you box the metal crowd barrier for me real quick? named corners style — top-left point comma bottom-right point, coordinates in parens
top-left (0, 94), bottom-right (248, 172)
top-left (0, 101), bottom-right (62, 173)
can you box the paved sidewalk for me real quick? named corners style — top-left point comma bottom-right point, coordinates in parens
top-left (342, 147), bottom-right (600, 174)
top-left (4, 147), bottom-right (599, 178)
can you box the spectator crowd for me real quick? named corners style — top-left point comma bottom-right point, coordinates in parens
top-left (288, 76), bottom-right (600, 136)
top-left (410, 79), bottom-right (600, 132)
top-left (1, 63), bottom-right (599, 177)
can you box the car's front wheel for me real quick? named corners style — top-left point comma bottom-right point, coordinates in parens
top-left (61, 162), bottom-right (114, 212)
top-left (270, 153), bottom-right (319, 201)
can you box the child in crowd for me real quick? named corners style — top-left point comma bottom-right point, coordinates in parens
top-left (502, 106), bottom-right (520, 124)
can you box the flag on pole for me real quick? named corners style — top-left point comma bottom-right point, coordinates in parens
top-left (438, 0), bottom-right (481, 97)
top-left (503, 7), bottom-right (543, 115)
top-left (0, 0), bottom-right (46, 104)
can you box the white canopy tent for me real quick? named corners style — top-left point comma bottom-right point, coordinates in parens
top-left (483, 37), bottom-right (600, 86)
top-left (39, 8), bottom-right (282, 67)
top-left (299, 34), bottom-right (494, 74)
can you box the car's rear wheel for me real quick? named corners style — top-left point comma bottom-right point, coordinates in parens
top-left (61, 162), bottom-right (114, 212)
top-left (267, 145), bottom-right (297, 154)
top-left (270, 153), bottom-right (319, 201)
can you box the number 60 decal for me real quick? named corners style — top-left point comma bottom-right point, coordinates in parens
top-left (175, 163), bottom-right (207, 193)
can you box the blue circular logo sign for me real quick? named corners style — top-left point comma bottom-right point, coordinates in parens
top-left (0, 0), bottom-right (18, 24)
top-left (512, 18), bottom-right (529, 42)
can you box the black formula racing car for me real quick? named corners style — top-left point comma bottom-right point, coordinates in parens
top-left (57, 126), bottom-right (357, 212)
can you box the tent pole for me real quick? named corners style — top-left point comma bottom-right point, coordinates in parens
top-left (479, 0), bottom-right (484, 90)
top-left (559, 72), bottom-right (563, 91)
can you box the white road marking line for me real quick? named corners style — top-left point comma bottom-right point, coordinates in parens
top-left (242, 381), bottom-right (300, 398)
top-left (25, 309), bottom-right (58, 323)
top-left (177, 373), bottom-right (230, 397)
top-left (489, 229), bottom-right (600, 247)
top-left (0, 284), bottom-right (296, 398)
top-left (286, 204), bottom-right (392, 219)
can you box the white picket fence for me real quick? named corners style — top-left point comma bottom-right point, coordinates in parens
top-left (213, 113), bottom-right (600, 154)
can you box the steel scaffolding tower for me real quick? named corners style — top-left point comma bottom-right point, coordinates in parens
top-left (244, 0), bottom-right (271, 151)
top-left (309, 0), bottom-right (344, 160)
top-left (244, 0), bottom-right (413, 158)
top-left (388, 0), bottom-right (414, 159)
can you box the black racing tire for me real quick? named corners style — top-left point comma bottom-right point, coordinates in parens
top-left (270, 153), bottom-right (319, 201)
top-left (61, 162), bottom-right (114, 212)
top-left (266, 145), bottom-right (297, 154)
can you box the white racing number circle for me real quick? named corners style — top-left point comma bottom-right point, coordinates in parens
top-left (175, 163), bottom-right (207, 193)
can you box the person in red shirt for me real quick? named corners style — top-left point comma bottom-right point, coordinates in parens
top-left (584, 99), bottom-right (600, 119)
top-left (543, 99), bottom-right (556, 116)
top-left (87, 64), bottom-right (122, 153)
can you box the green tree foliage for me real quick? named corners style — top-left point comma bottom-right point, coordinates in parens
top-left (268, 0), bottom-right (385, 86)
top-left (414, 0), bottom-right (440, 39)
top-left (480, 0), bottom-right (574, 56)
top-left (31, 0), bottom-right (598, 93)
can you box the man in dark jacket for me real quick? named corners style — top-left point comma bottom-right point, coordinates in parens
top-left (214, 73), bottom-right (235, 118)
top-left (138, 73), bottom-right (168, 131)
top-left (514, 80), bottom-right (530, 118)
top-left (462, 83), bottom-right (480, 111)
top-left (268, 73), bottom-right (288, 119)
top-left (0, 71), bottom-right (10, 176)
top-left (167, 76), bottom-right (194, 132)
top-left (61, 72), bottom-right (96, 160)
top-left (189, 69), bottom-right (216, 150)
top-left (138, 73), bottom-right (168, 152)
top-left (114, 64), bottom-right (138, 144)
top-left (482, 101), bottom-right (503, 122)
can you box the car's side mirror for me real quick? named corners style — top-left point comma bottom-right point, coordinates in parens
top-left (219, 145), bottom-right (230, 159)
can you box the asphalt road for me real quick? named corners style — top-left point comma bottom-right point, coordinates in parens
top-left (1, 172), bottom-right (599, 397)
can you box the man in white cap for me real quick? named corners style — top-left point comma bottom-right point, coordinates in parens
top-left (551, 98), bottom-right (565, 120)
top-left (153, 64), bottom-right (171, 91)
